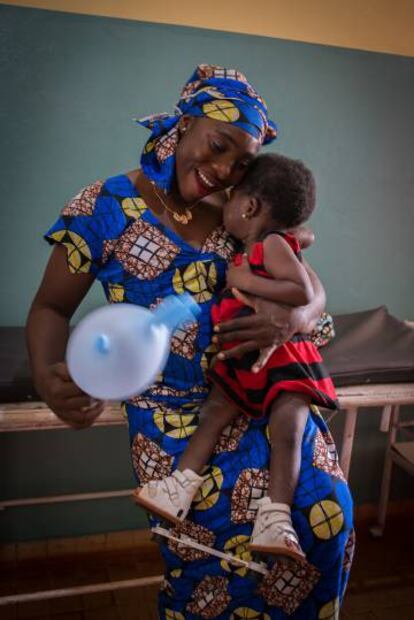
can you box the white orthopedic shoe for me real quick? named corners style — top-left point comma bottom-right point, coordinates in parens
top-left (134, 469), bottom-right (204, 524)
top-left (249, 497), bottom-right (306, 561)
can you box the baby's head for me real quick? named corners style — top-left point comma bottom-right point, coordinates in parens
top-left (223, 153), bottom-right (316, 238)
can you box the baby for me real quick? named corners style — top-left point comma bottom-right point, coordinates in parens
top-left (135, 153), bottom-right (338, 561)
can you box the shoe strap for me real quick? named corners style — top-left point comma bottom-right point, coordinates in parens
top-left (165, 476), bottom-right (180, 501)
top-left (173, 469), bottom-right (202, 488)
top-left (259, 519), bottom-right (298, 542)
top-left (256, 504), bottom-right (299, 542)
top-left (148, 476), bottom-right (180, 505)
top-left (258, 501), bottom-right (290, 514)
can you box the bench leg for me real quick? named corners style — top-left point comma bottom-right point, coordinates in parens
top-left (370, 405), bottom-right (399, 538)
top-left (340, 407), bottom-right (358, 480)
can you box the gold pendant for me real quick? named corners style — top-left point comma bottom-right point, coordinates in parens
top-left (172, 209), bottom-right (192, 225)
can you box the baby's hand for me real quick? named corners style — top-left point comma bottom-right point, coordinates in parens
top-left (226, 254), bottom-right (251, 290)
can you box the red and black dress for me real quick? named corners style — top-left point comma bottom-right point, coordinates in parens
top-left (209, 231), bottom-right (338, 418)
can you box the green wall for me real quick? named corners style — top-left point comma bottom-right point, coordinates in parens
top-left (1, 5), bottom-right (413, 541)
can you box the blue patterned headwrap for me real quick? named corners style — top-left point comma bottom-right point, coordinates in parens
top-left (136, 64), bottom-right (278, 193)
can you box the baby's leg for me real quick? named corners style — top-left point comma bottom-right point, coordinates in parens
top-left (268, 391), bottom-right (310, 505)
top-left (249, 392), bottom-right (310, 559)
top-left (178, 385), bottom-right (239, 474)
top-left (134, 386), bottom-right (239, 523)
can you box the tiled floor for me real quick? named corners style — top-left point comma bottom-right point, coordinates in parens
top-left (1, 513), bottom-right (413, 619)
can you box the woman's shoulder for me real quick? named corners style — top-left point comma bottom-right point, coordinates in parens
top-left (63, 170), bottom-right (139, 211)
top-left (101, 170), bottom-right (140, 198)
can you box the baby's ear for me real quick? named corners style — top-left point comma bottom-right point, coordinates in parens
top-left (247, 196), bottom-right (261, 218)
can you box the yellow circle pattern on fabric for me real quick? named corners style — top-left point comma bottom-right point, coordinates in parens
top-left (193, 86), bottom-right (228, 100)
top-left (193, 465), bottom-right (223, 510)
top-left (121, 403), bottom-right (128, 421)
top-left (165, 610), bottom-right (185, 620)
top-left (231, 608), bottom-right (271, 620)
top-left (200, 343), bottom-right (218, 373)
top-left (108, 283), bottom-right (125, 303)
top-left (172, 261), bottom-right (217, 303)
top-left (202, 100), bottom-right (241, 123)
top-left (318, 598), bottom-right (340, 619)
top-left (49, 230), bottom-right (92, 273)
top-left (309, 500), bottom-right (344, 540)
top-left (170, 569), bottom-right (183, 578)
top-left (153, 411), bottom-right (198, 439)
top-left (144, 139), bottom-right (156, 153)
top-left (121, 197), bottom-right (147, 219)
top-left (221, 535), bottom-right (251, 577)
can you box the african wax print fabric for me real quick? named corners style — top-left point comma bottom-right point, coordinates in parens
top-left (136, 64), bottom-right (277, 192)
top-left (45, 174), bottom-right (354, 619)
top-left (210, 232), bottom-right (338, 418)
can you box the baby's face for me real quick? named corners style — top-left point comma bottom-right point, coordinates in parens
top-left (222, 188), bottom-right (249, 239)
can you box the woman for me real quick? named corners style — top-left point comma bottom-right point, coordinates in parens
top-left (26, 65), bottom-right (354, 618)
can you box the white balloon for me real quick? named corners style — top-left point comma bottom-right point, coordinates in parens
top-left (66, 294), bottom-right (200, 400)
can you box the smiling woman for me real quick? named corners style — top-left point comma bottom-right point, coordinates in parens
top-left (26, 64), bottom-right (354, 618)
top-left (176, 117), bottom-right (259, 202)
top-left (134, 117), bottom-right (259, 233)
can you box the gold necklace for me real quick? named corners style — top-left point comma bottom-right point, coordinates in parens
top-left (151, 182), bottom-right (199, 225)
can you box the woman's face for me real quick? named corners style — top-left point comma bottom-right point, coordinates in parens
top-left (175, 117), bottom-right (260, 203)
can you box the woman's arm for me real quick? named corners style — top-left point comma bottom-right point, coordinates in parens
top-left (299, 258), bottom-right (326, 332)
top-left (26, 245), bottom-right (104, 428)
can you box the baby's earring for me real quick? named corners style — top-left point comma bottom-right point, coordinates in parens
top-left (242, 213), bottom-right (247, 219)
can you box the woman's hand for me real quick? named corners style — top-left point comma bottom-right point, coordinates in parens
top-left (213, 289), bottom-right (308, 372)
top-left (37, 362), bottom-right (106, 429)
top-left (288, 225), bottom-right (315, 250)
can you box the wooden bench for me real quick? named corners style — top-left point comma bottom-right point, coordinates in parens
top-left (2, 383), bottom-right (414, 502)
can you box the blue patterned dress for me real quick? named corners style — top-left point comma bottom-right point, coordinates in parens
top-left (45, 173), bottom-right (354, 619)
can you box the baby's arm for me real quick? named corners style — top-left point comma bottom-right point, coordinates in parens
top-left (228, 234), bottom-right (314, 306)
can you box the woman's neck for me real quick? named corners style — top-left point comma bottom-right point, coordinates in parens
top-left (125, 169), bottom-right (224, 249)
